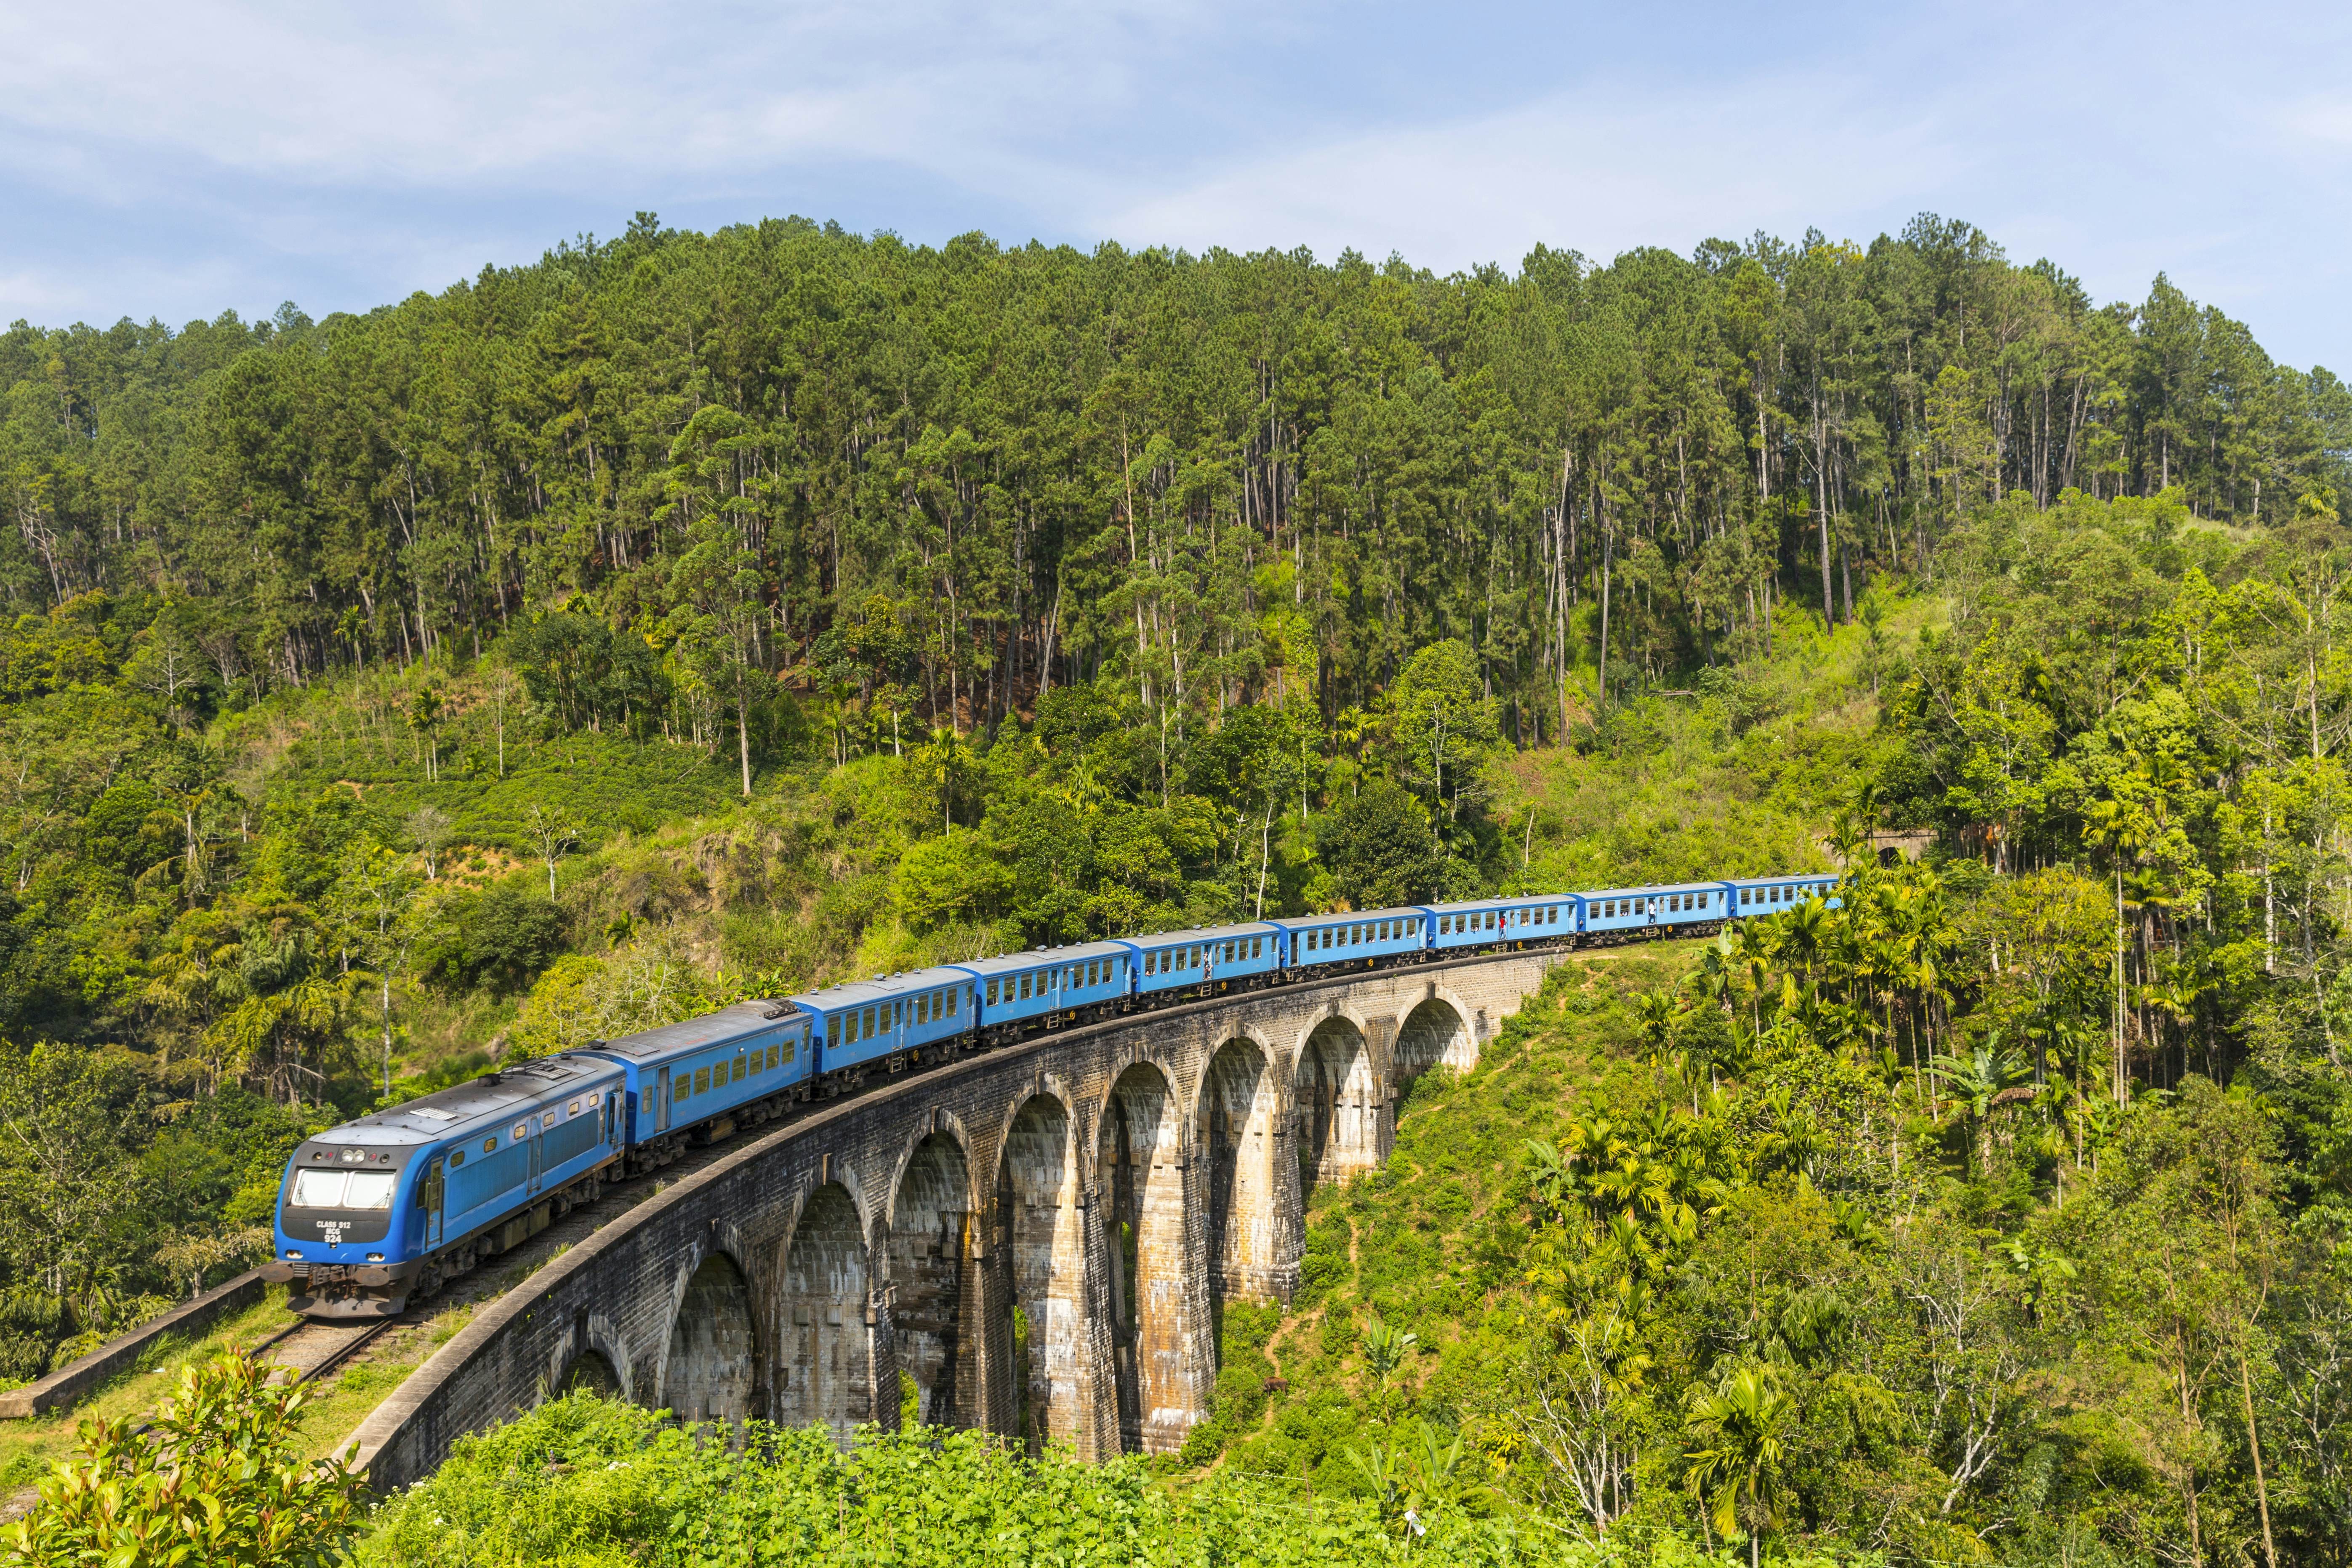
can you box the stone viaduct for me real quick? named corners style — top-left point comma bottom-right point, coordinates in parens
top-left (349, 948), bottom-right (1567, 1490)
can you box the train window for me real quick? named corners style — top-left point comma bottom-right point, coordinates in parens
top-left (567, 1098), bottom-right (581, 1115)
top-left (674, 1074), bottom-right (687, 1102)
top-left (916, 994), bottom-right (928, 1026)
top-left (864, 1006), bottom-right (879, 1035)
top-left (512, 1121), bottom-right (529, 1141)
top-left (450, 1150), bottom-right (464, 1167)
top-left (751, 1046), bottom-right (764, 1075)
top-left (290, 1169), bottom-right (395, 1209)
top-left (948, 987), bottom-right (960, 1015)
top-left (736, 1050), bottom-right (748, 1079)
top-left (693, 1068), bottom-right (709, 1095)
top-left (1254, 937), bottom-right (1264, 958)
top-left (1016, 973), bottom-right (1028, 1000)
top-left (987, 978), bottom-right (1000, 1004)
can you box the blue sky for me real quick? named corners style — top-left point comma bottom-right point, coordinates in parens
top-left (7, 0), bottom-right (2351, 369)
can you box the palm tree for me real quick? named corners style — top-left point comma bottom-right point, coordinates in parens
top-left (1930, 1036), bottom-right (2032, 1173)
top-left (1780, 898), bottom-right (1830, 979)
top-left (1634, 990), bottom-right (1689, 1057)
top-left (1684, 1366), bottom-right (1793, 1568)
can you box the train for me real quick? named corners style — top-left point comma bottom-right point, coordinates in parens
top-left (264, 870), bottom-right (1838, 1318)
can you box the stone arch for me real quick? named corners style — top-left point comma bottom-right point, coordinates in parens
top-left (661, 1250), bottom-right (760, 1424)
top-left (886, 1130), bottom-right (975, 1429)
top-left (1097, 1060), bottom-right (1200, 1454)
top-left (1393, 993), bottom-right (1473, 1090)
top-left (1295, 1014), bottom-right (1381, 1189)
top-left (991, 1091), bottom-right (1085, 1455)
top-left (559, 1349), bottom-right (623, 1398)
top-left (550, 1310), bottom-right (633, 1404)
top-left (775, 1182), bottom-right (871, 1441)
top-left (1196, 1035), bottom-right (1283, 1312)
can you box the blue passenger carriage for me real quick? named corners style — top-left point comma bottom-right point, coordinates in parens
top-left (580, 1001), bottom-right (810, 1169)
top-left (1725, 872), bottom-right (1841, 916)
top-left (790, 969), bottom-right (977, 1086)
top-left (1121, 923), bottom-right (1283, 1004)
top-left (960, 942), bottom-right (1133, 1042)
top-left (264, 1051), bottom-right (623, 1319)
top-left (1422, 894), bottom-right (1579, 952)
top-left (1580, 881), bottom-right (1729, 942)
top-left (1276, 908), bottom-right (1428, 973)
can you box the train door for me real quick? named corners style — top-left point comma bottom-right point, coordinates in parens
top-left (421, 1156), bottom-right (445, 1250)
top-left (527, 1115), bottom-right (545, 1195)
top-left (655, 1068), bottom-right (672, 1132)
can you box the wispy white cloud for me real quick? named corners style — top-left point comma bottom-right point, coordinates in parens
top-left (1095, 74), bottom-right (1974, 272)
top-left (3, 0), bottom-right (2352, 370)
top-left (0, 0), bottom-right (1245, 195)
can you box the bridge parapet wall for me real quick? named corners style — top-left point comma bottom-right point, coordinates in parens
top-left (349, 949), bottom-right (1564, 1491)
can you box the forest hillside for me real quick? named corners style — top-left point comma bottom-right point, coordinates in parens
top-left (2, 213), bottom-right (2351, 1567)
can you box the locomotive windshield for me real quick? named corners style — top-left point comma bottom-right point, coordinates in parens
top-left (289, 1168), bottom-right (397, 1209)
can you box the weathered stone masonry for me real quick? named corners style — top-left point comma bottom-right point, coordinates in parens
top-left (348, 950), bottom-right (1563, 1491)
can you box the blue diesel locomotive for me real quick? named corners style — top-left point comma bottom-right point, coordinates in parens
top-left (268, 867), bottom-right (1838, 1318)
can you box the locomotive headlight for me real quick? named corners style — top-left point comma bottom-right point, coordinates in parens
top-left (366, 1253), bottom-right (384, 1262)
top-left (285, 1250), bottom-right (301, 1259)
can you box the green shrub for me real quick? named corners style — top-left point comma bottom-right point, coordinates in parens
top-left (3, 1348), bottom-right (365, 1566)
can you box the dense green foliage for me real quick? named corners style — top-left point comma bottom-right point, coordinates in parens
top-left (2, 1348), bottom-right (365, 1566)
top-left (1173, 489), bottom-right (2352, 1565)
top-left (359, 1390), bottom-right (1842, 1568)
top-left (4, 212), bottom-right (2343, 753)
top-left (9, 212), bottom-right (2352, 1564)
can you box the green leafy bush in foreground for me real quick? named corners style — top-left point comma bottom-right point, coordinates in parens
top-left (3, 1348), bottom-right (367, 1567)
top-left (360, 1394), bottom-right (1872, 1568)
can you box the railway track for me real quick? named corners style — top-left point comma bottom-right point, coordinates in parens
top-left (258, 1315), bottom-right (406, 1387)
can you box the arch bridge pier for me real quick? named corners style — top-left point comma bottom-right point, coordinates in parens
top-left (351, 950), bottom-right (1562, 1488)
